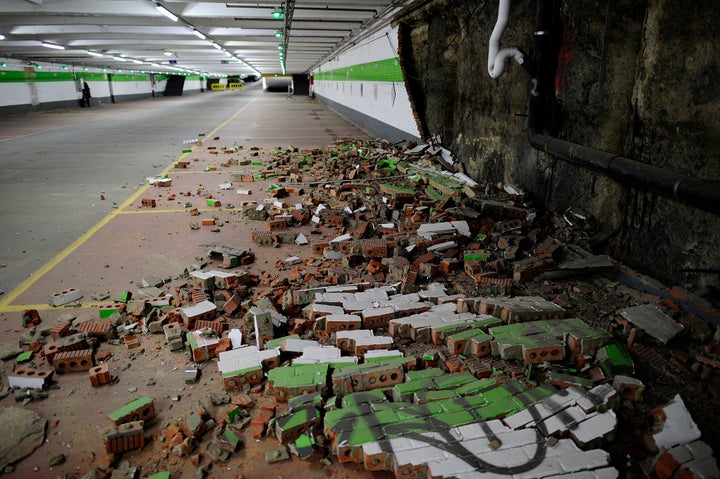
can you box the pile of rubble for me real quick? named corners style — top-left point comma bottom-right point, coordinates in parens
top-left (1, 137), bottom-right (719, 479)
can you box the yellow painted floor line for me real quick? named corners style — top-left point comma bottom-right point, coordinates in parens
top-left (0, 302), bottom-right (118, 313)
top-left (0, 98), bottom-right (257, 312)
top-left (115, 208), bottom-right (224, 215)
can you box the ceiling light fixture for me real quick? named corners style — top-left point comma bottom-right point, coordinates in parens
top-left (86, 51), bottom-right (104, 57)
top-left (163, 51), bottom-right (174, 56)
top-left (41, 42), bottom-right (65, 50)
top-left (155, 3), bottom-right (178, 22)
top-left (0, 34), bottom-right (5, 40)
top-left (192, 29), bottom-right (206, 40)
top-left (272, 5), bottom-right (285, 20)
top-left (275, 30), bottom-right (283, 38)
top-left (212, 42), bottom-right (222, 50)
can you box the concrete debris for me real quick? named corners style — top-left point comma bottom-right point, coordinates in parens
top-left (0, 408), bottom-right (47, 470)
top-left (644, 394), bottom-right (702, 453)
top-left (619, 304), bottom-right (685, 345)
top-left (5, 139), bottom-right (720, 479)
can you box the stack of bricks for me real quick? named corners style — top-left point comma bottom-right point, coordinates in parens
top-left (250, 403), bottom-right (276, 439)
top-left (43, 332), bottom-right (89, 365)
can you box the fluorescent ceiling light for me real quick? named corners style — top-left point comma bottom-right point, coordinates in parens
top-left (155, 3), bottom-right (178, 22)
top-left (132, 59), bottom-right (143, 64)
top-left (212, 42), bottom-right (222, 50)
top-left (163, 51), bottom-right (174, 56)
top-left (112, 56), bottom-right (128, 61)
top-left (192, 29), bottom-right (206, 40)
top-left (86, 51), bottom-right (104, 57)
top-left (41, 42), bottom-right (65, 50)
top-left (0, 34), bottom-right (5, 40)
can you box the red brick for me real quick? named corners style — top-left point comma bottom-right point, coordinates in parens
top-left (53, 348), bottom-right (94, 373)
top-left (89, 364), bottom-right (112, 387)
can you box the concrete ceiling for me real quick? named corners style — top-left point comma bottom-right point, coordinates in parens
top-left (0, 0), bottom-right (413, 78)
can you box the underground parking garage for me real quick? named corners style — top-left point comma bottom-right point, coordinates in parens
top-left (0, 1), bottom-right (719, 478)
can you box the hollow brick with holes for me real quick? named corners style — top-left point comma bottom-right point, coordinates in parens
top-left (52, 348), bottom-right (94, 373)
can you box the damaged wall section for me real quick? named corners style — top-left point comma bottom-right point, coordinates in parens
top-left (391, 0), bottom-right (720, 292)
top-left (311, 25), bottom-right (422, 145)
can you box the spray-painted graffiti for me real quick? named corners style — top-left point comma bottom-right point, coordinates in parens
top-left (326, 381), bottom-right (618, 477)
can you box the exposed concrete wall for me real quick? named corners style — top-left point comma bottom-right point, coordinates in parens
top-left (399, 0), bottom-right (720, 291)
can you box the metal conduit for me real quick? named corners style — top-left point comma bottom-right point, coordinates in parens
top-left (526, 0), bottom-right (720, 216)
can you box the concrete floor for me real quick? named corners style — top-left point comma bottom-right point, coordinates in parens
top-left (0, 84), bottom-right (387, 479)
top-left (0, 83), bottom-right (370, 309)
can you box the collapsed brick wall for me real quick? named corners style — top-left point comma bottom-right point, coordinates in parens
top-left (398, 0), bottom-right (720, 291)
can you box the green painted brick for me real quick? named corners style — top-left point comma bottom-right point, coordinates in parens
top-left (430, 409), bottom-right (479, 428)
top-left (431, 371), bottom-right (476, 390)
top-left (108, 396), bottom-right (154, 422)
top-left (227, 406), bottom-right (241, 423)
top-left (288, 391), bottom-right (323, 411)
top-left (222, 364), bottom-right (262, 379)
top-left (99, 306), bottom-right (120, 319)
top-left (265, 334), bottom-right (299, 349)
top-left (295, 432), bottom-right (314, 448)
top-left (405, 367), bottom-right (445, 381)
top-left (391, 377), bottom-right (436, 399)
top-left (413, 390), bottom-right (456, 403)
top-left (276, 406), bottom-right (320, 431)
top-left (455, 378), bottom-right (497, 396)
top-left (341, 389), bottom-right (388, 408)
top-left (476, 397), bottom-right (526, 420)
top-left (16, 351), bottom-right (32, 363)
top-left (223, 428), bottom-right (241, 447)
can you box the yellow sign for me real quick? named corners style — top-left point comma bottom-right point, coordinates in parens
top-left (211, 83), bottom-right (226, 91)
top-left (229, 82), bottom-right (244, 90)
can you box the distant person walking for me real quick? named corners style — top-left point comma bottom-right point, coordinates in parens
top-left (81, 81), bottom-right (92, 107)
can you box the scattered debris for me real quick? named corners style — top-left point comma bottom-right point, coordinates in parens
top-left (3, 138), bottom-right (719, 479)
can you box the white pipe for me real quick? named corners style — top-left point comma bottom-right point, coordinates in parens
top-left (488, 0), bottom-right (525, 78)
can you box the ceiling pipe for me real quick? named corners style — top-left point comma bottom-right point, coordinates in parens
top-left (487, 0), bottom-right (525, 78)
top-left (522, 0), bottom-right (720, 215)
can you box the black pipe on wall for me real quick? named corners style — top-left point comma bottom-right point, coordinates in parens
top-left (527, 0), bottom-right (720, 216)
